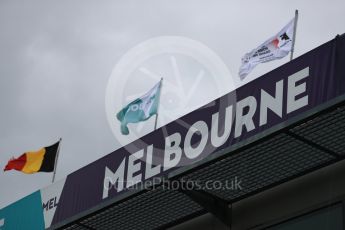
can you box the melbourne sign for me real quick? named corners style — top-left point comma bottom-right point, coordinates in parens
top-left (1, 35), bottom-right (344, 230)
top-left (102, 67), bottom-right (310, 198)
top-left (48, 36), bottom-right (345, 228)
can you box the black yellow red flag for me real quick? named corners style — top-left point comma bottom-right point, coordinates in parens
top-left (4, 141), bottom-right (60, 174)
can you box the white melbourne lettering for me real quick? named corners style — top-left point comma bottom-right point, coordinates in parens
top-left (102, 67), bottom-right (310, 199)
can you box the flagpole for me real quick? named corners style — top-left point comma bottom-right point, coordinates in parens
top-left (52, 138), bottom-right (62, 183)
top-left (290, 10), bottom-right (299, 61)
top-left (154, 78), bottom-right (163, 131)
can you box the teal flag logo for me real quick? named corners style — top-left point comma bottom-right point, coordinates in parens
top-left (117, 81), bottom-right (161, 135)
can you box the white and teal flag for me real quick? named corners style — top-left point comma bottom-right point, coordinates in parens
top-left (117, 81), bottom-right (162, 135)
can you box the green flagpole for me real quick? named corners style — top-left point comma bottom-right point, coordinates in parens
top-left (154, 78), bottom-right (163, 130)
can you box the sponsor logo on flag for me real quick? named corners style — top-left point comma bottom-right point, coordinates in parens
top-left (117, 81), bottom-right (161, 135)
top-left (239, 18), bottom-right (295, 79)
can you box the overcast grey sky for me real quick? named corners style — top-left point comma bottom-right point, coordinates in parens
top-left (1, 0), bottom-right (344, 209)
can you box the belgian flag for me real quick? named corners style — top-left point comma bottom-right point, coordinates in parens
top-left (4, 140), bottom-right (60, 174)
